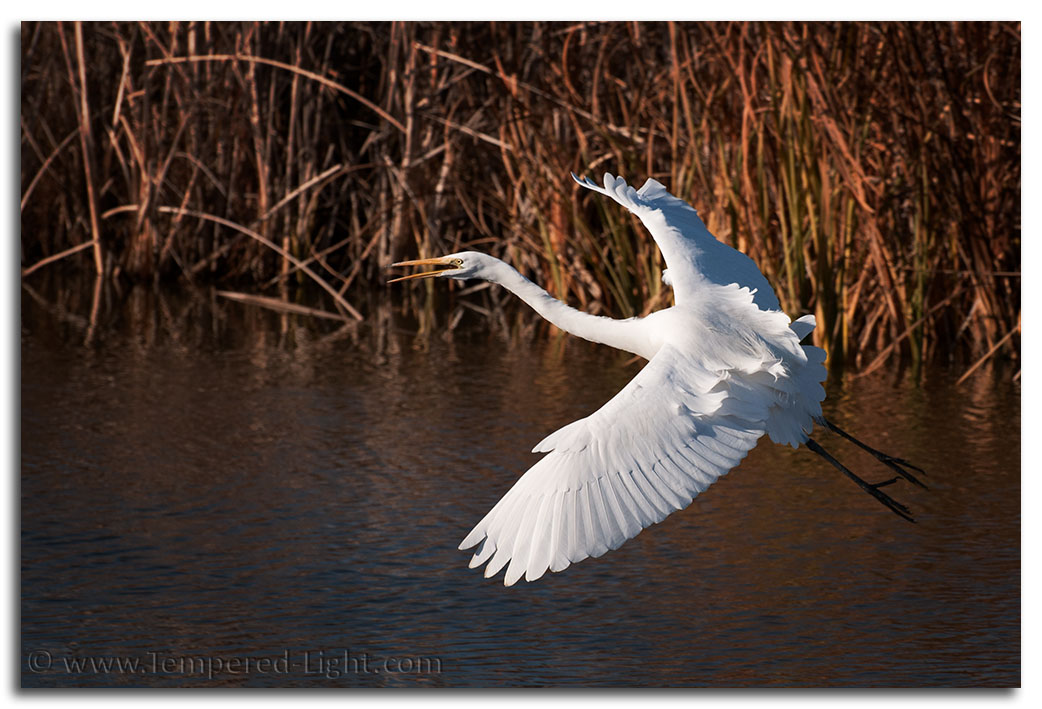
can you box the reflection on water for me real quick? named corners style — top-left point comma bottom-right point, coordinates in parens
top-left (21, 280), bottom-right (1019, 687)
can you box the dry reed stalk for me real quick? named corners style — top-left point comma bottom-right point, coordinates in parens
top-left (21, 240), bottom-right (97, 277)
top-left (216, 290), bottom-right (347, 321)
top-left (145, 52), bottom-right (406, 134)
top-left (19, 126), bottom-right (77, 212)
top-left (56, 22), bottom-right (105, 276)
top-left (955, 315), bottom-right (1020, 386)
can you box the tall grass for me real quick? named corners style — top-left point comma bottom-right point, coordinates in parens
top-left (20, 21), bottom-right (1020, 370)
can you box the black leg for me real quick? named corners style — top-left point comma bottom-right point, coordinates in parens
top-left (820, 417), bottom-right (927, 489)
top-left (806, 437), bottom-right (916, 523)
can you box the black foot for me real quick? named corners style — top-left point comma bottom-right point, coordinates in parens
top-left (820, 418), bottom-right (928, 489)
top-left (807, 437), bottom-right (916, 523)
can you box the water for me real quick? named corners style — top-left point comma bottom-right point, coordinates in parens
top-left (21, 281), bottom-right (1020, 687)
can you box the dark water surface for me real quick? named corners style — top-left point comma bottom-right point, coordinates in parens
top-left (21, 283), bottom-right (1020, 687)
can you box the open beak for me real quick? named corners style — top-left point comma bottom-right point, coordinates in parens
top-left (388, 256), bottom-right (458, 283)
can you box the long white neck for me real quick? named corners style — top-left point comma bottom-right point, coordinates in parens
top-left (484, 260), bottom-right (654, 359)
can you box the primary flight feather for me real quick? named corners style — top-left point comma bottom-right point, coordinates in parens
top-left (391, 172), bottom-right (923, 586)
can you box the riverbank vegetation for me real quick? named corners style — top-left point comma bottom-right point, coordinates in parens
top-left (20, 21), bottom-right (1019, 372)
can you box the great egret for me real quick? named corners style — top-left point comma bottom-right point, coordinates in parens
top-left (391, 172), bottom-right (924, 586)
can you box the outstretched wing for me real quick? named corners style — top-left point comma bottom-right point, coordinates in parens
top-left (573, 172), bottom-right (781, 311)
top-left (458, 343), bottom-right (773, 586)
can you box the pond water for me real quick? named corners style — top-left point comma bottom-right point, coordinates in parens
top-left (21, 281), bottom-right (1020, 687)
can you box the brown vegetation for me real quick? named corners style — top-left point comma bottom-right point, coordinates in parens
top-left (20, 21), bottom-right (1020, 371)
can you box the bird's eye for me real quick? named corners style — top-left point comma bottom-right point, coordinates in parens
top-left (453, 259), bottom-right (464, 268)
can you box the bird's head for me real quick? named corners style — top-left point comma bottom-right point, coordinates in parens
top-left (388, 251), bottom-right (496, 283)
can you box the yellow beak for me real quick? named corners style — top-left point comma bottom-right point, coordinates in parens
top-left (388, 256), bottom-right (458, 283)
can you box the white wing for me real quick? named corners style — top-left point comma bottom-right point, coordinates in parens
top-left (573, 172), bottom-right (781, 311)
top-left (459, 343), bottom-right (775, 586)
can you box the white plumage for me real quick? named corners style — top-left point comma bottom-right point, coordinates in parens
top-left (391, 172), bottom-right (920, 586)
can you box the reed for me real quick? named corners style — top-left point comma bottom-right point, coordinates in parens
top-left (20, 21), bottom-right (1020, 371)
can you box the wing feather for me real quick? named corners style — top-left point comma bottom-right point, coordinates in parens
top-left (659, 452), bottom-right (701, 499)
top-left (521, 495), bottom-right (555, 583)
top-left (468, 537), bottom-right (496, 569)
top-left (576, 484), bottom-right (604, 559)
top-left (630, 464), bottom-right (672, 519)
top-left (591, 477), bottom-right (625, 549)
top-left (504, 496), bottom-right (542, 585)
top-left (646, 459), bottom-right (691, 509)
top-left (484, 544), bottom-right (512, 578)
top-left (547, 492), bottom-right (570, 573)
top-left (604, 473), bottom-right (643, 537)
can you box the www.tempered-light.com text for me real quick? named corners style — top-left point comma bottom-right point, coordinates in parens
top-left (25, 649), bottom-right (442, 679)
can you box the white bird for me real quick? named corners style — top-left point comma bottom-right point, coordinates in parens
top-left (391, 172), bottom-right (924, 586)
